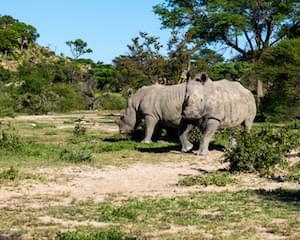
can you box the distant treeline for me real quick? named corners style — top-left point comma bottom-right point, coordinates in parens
top-left (0, 11), bottom-right (299, 121)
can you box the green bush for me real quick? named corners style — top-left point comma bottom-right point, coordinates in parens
top-left (73, 121), bottom-right (87, 137)
top-left (60, 147), bottom-right (93, 163)
top-left (178, 172), bottom-right (237, 187)
top-left (55, 228), bottom-right (137, 240)
top-left (0, 94), bottom-right (15, 117)
top-left (0, 166), bottom-right (19, 180)
top-left (0, 122), bottom-right (23, 150)
top-left (255, 38), bottom-right (300, 119)
top-left (225, 125), bottom-right (300, 176)
top-left (95, 93), bottom-right (126, 110)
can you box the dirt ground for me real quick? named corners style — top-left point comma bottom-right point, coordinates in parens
top-left (1, 149), bottom-right (299, 210)
top-left (0, 111), bottom-right (299, 239)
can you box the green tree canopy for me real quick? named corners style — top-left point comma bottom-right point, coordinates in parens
top-left (154, 0), bottom-right (300, 61)
top-left (255, 37), bottom-right (300, 119)
top-left (65, 39), bottom-right (93, 59)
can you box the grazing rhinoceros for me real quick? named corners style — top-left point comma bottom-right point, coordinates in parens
top-left (180, 72), bottom-right (256, 155)
top-left (118, 83), bottom-right (195, 149)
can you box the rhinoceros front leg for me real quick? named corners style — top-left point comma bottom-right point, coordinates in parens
top-left (179, 119), bottom-right (193, 152)
top-left (142, 115), bottom-right (158, 144)
top-left (198, 118), bottom-right (220, 156)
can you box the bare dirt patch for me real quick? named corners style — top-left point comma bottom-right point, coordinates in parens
top-left (1, 151), bottom-right (299, 209)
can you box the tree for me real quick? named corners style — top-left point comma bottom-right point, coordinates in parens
top-left (113, 32), bottom-right (166, 88)
top-left (255, 38), bottom-right (300, 119)
top-left (65, 39), bottom-right (93, 59)
top-left (154, 0), bottom-right (300, 61)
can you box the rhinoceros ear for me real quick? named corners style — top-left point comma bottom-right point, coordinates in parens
top-left (127, 88), bottom-right (133, 97)
top-left (195, 72), bottom-right (208, 84)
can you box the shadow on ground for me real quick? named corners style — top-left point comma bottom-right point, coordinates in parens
top-left (256, 188), bottom-right (300, 207)
top-left (0, 235), bottom-right (20, 240)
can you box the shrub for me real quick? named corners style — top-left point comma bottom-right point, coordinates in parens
top-left (60, 147), bottom-right (93, 163)
top-left (0, 166), bottom-right (19, 180)
top-left (94, 93), bottom-right (126, 110)
top-left (0, 122), bottom-right (23, 150)
top-left (178, 172), bottom-right (237, 187)
top-left (225, 125), bottom-right (300, 176)
top-left (73, 120), bottom-right (86, 137)
top-left (55, 228), bottom-right (137, 240)
top-left (0, 94), bottom-right (15, 117)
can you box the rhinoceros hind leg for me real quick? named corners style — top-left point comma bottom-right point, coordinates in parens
top-left (142, 115), bottom-right (157, 144)
top-left (198, 118), bottom-right (220, 156)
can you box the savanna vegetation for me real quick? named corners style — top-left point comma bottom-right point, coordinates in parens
top-left (0, 1), bottom-right (300, 239)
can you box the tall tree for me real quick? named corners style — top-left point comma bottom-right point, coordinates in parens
top-left (65, 39), bottom-right (93, 59)
top-left (154, 0), bottom-right (300, 61)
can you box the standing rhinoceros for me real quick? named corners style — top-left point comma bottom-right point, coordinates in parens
top-left (180, 72), bottom-right (256, 155)
top-left (118, 83), bottom-right (194, 149)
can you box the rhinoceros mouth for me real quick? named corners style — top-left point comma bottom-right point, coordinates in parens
top-left (119, 129), bottom-right (134, 134)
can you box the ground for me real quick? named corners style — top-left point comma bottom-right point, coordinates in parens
top-left (0, 111), bottom-right (299, 239)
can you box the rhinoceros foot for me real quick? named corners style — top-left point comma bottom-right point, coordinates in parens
top-left (141, 139), bottom-right (153, 144)
top-left (197, 149), bottom-right (209, 156)
top-left (181, 143), bottom-right (193, 153)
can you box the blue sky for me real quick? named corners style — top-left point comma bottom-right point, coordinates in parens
top-left (2, 0), bottom-right (170, 63)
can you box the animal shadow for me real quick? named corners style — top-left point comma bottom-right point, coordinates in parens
top-left (137, 144), bottom-right (181, 153)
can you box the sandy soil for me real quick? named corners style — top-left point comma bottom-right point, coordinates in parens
top-left (1, 151), bottom-right (299, 209)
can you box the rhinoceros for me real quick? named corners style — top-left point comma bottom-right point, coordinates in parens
top-left (180, 72), bottom-right (256, 155)
top-left (118, 83), bottom-right (194, 149)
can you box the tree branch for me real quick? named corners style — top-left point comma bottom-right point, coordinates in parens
top-left (222, 36), bottom-right (247, 55)
top-left (244, 30), bottom-right (254, 52)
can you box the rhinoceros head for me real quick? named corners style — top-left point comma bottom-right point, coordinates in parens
top-left (118, 93), bottom-right (137, 134)
top-left (182, 72), bottom-right (210, 120)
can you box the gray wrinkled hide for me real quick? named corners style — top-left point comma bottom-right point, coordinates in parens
top-left (181, 72), bottom-right (256, 155)
top-left (118, 83), bottom-right (194, 147)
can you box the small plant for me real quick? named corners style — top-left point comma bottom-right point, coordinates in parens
top-left (73, 119), bottom-right (86, 136)
top-left (178, 172), bottom-right (237, 187)
top-left (0, 166), bottom-right (41, 181)
top-left (225, 125), bottom-right (300, 176)
top-left (0, 166), bottom-right (19, 180)
top-left (55, 228), bottom-right (137, 240)
top-left (0, 122), bottom-right (23, 150)
top-left (60, 147), bottom-right (93, 163)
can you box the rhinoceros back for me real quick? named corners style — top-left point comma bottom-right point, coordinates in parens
top-left (133, 83), bottom-right (186, 127)
top-left (208, 80), bottom-right (256, 128)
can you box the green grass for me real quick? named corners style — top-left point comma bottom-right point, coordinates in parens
top-left (55, 228), bottom-right (137, 240)
top-left (178, 172), bottom-right (237, 187)
top-left (37, 189), bottom-right (300, 239)
top-left (0, 166), bottom-right (42, 181)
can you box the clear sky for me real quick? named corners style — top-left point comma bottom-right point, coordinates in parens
top-left (2, 0), bottom-right (170, 64)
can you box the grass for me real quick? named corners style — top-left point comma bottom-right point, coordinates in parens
top-left (178, 172), bottom-right (237, 187)
top-left (0, 166), bottom-right (42, 181)
top-left (0, 112), bottom-right (299, 239)
top-left (55, 228), bottom-right (137, 240)
top-left (3, 189), bottom-right (295, 239)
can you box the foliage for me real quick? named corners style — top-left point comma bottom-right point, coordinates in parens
top-left (73, 121), bottom-right (87, 137)
top-left (0, 94), bottom-right (15, 117)
top-left (0, 15), bottom-right (39, 54)
top-left (55, 228), bottom-right (137, 240)
top-left (154, 0), bottom-right (300, 60)
top-left (0, 166), bottom-right (19, 180)
top-left (66, 38), bottom-right (93, 59)
top-left (87, 62), bottom-right (120, 92)
top-left (0, 122), bottom-right (23, 150)
top-left (225, 125), bottom-right (300, 176)
top-left (94, 93), bottom-right (126, 110)
top-left (178, 172), bottom-right (237, 187)
top-left (59, 147), bottom-right (93, 163)
top-left (113, 32), bottom-right (166, 89)
top-left (209, 61), bottom-right (251, 80)
top-left (255, 38), bottom-right (300, 119)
